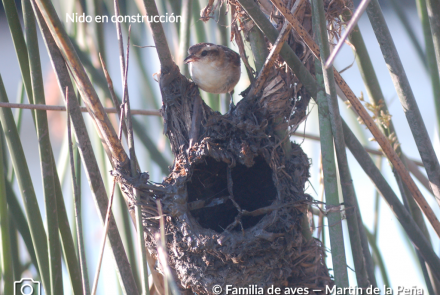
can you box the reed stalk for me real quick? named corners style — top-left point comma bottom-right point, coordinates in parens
top-left (0, 128), bottom-right (13, 295)
top-left (312, 0), bottom-right (372, 286)
top-left (366, 0), bottom-right (440, 207)
top-left (314, 58), bottom-right (349, 287)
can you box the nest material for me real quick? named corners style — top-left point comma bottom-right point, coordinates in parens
top-left (115, 81), bottom-right (333, 292)
top-left (112, 0), bottom-right (354, 293)
top-left (114, 70), bottom-right (332, 294)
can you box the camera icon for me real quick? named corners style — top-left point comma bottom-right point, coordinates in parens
top-left (14, 278), bottom-right (41, 295)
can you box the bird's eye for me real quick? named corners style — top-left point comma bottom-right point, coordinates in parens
top-left (201, 50), bottom-right (208, 56)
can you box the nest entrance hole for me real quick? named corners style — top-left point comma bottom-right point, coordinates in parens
top-left (187, 156), bottom-right (277, 233)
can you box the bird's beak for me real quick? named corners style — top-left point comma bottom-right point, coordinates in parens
top-left (184, 54), bottom-right (195, 64)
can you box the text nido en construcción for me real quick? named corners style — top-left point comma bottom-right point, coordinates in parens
top-left (66, 13), bottom-right (181, 23)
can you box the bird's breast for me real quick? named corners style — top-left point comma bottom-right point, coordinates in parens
top-left (189, 60), bottom-right (240, 94)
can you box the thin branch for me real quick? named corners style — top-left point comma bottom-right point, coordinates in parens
top-left (247, 13), bottom-right (292, 98)
top-left (0, 101), bottom-right (160, 116)
top-left (291, 131), bottom-right (425, 168)
top-left (90, 106), bottom-right (125, 295)
top-left (99, 53), bottom-right (129, 139)
top-left (404, 155), bottom-right (432, 193)
top-left (232, 5), bottom-right (255, 83)
top-left (33, 0), bottom-right (128, 166)
top-left (324, 0), bottom-right (372, 69)
top-left (122, 26), bottom-right (150, 295)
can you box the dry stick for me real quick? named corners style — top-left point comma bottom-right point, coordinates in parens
top-left (0, 95), bottom-right (425, 170)
top-left (0, 101), bottom-right (160, 116)
top-left (33, 0), bottom-right (128, 166)
top-left (66, 87), bottom-right (90, 295)
top-left (99, 53), bottom-right (129, 140)
top-left (324, 0), bottom-right (372, 69)
top-left (247, 0), bottom-right (305, 98)
top-left (291, 131), bottom-right (425, 168)
top-left (232, 5), bottom-right (255, 83)
top-left (405, 155), bottom-right (432, 193)
top-left (114, 0), bottom-right (126, 86)
top-left (268, 0), bottom-right (440, 238)
top-left (233, 25), bottom-right (255, 83)
top-left (1, 85), bottom-right (425, 170)
top-left (90, 106), bottom-right (126, 295)
top-left (247, 18), bottom-right (292, 98)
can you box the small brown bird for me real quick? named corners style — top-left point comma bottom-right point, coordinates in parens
top-left (184, 43), bottom-right (241, 108)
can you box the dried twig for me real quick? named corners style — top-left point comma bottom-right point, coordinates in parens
top-left (122, 26), bottom-right (150, 295)
top-left (246, 16), bottom-right (291, 98)
top-left (90, 106), bottom-right (126, 295)
top-left (292, 131), bottom-right (424, 168)
top-left (99, 53), bottom-right (129, 139)
top-left (0, 101), bottom-right (160, 116)
top-left (231, 4), bottom-right (255, 83)
top-left (324, 0), bottom-right (373, 69)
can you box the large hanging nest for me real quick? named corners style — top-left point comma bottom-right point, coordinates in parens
top-left (113, 0), bottom-right (351, 293)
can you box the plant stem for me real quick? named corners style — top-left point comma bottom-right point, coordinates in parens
top-left (314, 58), bottom-right (349, 287)
top-left (67, 93), bottom-right (90, 295)
top-left (366, 0), bottom-right (440, 206)
top-left (141, 0), bottom-right (174, 72)
top-left (33, 0), bottom-right (128, 165)
top-left (388, 0), bottom-right (428, 69)
top-left (0, 126), bottom-right (13, 295)
top-left (312, 0), bottom-right (374, 286)
top-left (23, 1), bottom-right (62, 293)
top-left (178, 0), bottom-right (192, 76)
top-left (237, 0), bottom-right (440, 279)
top-left (425, 0), bottom-right (440, 85)
top-left (342, 119), bottom-right (440, 281)
top-left (248, 22), bottom-right (269, 73)
top-left (35, 8), bottom-right (139, 292)
top-left (416, 0), bottom-right (440, 146)
top-left (347, 17), bottom-right (439, 292)
top-left (0, 73), bottom-right (51, 293)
